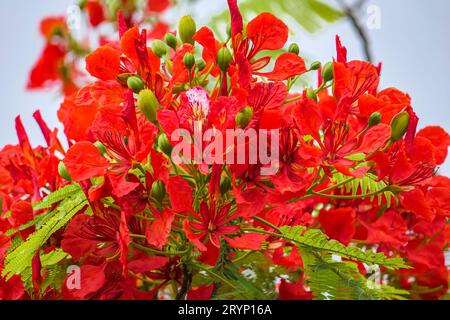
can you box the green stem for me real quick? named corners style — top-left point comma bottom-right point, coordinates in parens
top-left (252, 216), bottom-right (281, 232)
top-left (131, 242), bottom-right (189, 256)
top-left (130, 233), bottom-right (146, 240)
top-left (191, 261), bottom-right (241, 292)
top-left (311, 187), bottom-right (387, 200)
top-left (232, 250), bottom-right (254, 264)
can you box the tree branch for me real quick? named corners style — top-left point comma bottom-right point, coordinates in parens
top-left (337, 0), bottom-right (373, 63)
top-left (176, 263), bottom-right (192, 300)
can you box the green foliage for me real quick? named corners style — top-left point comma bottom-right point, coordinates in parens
top-left (192, 242), bottom-right (283, 300)
top-left (275, 226), bottom-right (410, 300)
top-left (208, 0), bottom-right (344, 38)
top-left (2, 186), bottom-right (87, 280)
top-left (34, 184), bottom-right (81, 211)
top-left (279, 225), bottom-right (408, 270)
top-left (193, 258), bottom-right (275, 300)
top-left (330, 172), bottom-right (398, 208)
top-left (300, 248), bottom-right (409, 300)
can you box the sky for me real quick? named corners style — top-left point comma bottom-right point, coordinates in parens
top-left (0, 0), bottom-right (449, 173)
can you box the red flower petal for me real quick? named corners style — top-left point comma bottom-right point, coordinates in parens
top-left (64, 141), bottom-right (109, 181)
top-left (223, 233), bottom-right (265, 250)
top-left (247, 13), bottom-right (288, 51)
top-left (279, 278), bottom-right (313, 300)
top-left (85, 45), bottom-right (121, 81)
top-left (145, 210), bottom-right (174, 249)
top-left (167, 176), bottom-right (193, 214)
top-left (188, 285), bottom-right (214, 300)
top-left (256, 53), bottom-right (307, 81)
top-left (227, 0), bottom-right (243, 37)
top-left (63, 263), bottom-right (106, 300)
top-left (318, 207), bottom-right (356, 245)
top-left (401, 189), bottom-right (434, 222)
top-left (417, 126), bottom-right (450, 165)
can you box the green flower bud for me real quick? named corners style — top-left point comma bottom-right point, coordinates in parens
top-left (390, 111), bottom-right (410, 142)
top-left (236, 106), bottom-right (253, 128)
top-left (196, 58), bottom-right (206, 71)
top-left (183, 52), bottom-right (195, 70)
top-left (127, 76), bottom-right (145, 93)
top-left (310, 61), bottom-right (321, 71)
top-left (216, 47), bottom-right (232, 72)
top-left (116, 73), bottom-right (135, 86)
top-left (151, 40), bottom-right (167, 58)
top-left (322, 62), bottom-right (334, 82)
top-left (151, 180), bottom-right (166, 203)
top-left (58, 161), bottom-right (71, 181)
top-left (368, 111), bottom-right (382, 128)
top-left (220, 175), bottom-right (232, 194)
top-left (94, 141), bottom-right (107, 155)
top-left (306, 88), bottom-right (317, 102)
top-left (164, 32), bottom-right (178, 50)
top-left (178, 15), bottom-right (196, 45)
top-left (137, 89), bottom-right (159, 123)
top-left (158, 133), bottom-right (173, 155)
top-left (288, 43), bottom-right (300, 55)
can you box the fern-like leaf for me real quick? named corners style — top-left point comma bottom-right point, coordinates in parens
top-left (2, 190), bottom-right (87, 280)
top-left (34, 184), bottom-right (81, 211)
top-left (330, 172), bottom-right (398, 208)
top-left (300, 248), bottom-right (409, 300)
top-left (279, 226), bottom-right (409, 270)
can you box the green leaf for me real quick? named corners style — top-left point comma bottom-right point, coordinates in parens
top-left (330, 172), bottom-right (398, 208)
top-left (300, 248), bottom-right (409, 300)
top-left (279, 225), bottom-right (409, 270)
top-left (2, 189), bottom-right (87, 280)
top-left (34, 184), bottom-right (81, 211)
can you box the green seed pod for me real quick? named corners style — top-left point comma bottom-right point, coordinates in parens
top-left (58, 161), bottom-right (72, 181)
top-left (137, 89), bottom-right (159, 123)
top-left (151, 40), bottom-right (167, 58)
top-left (236, 106), bottom-right (253, 128)
top-left (322, 62), bottom-right (334, 82)
top-left (310, 61), bottom-right (321, 71)
top-left (183, 52), bottom-right (195, 70)
top-left (178, 15), bottom-right (196, 45)
top-left (94, 141), bottom-right (107, 156)
top-left (126, 76), bottom-right (145, 93)
top-left (158, 133), bottom-right (173, 155)
top-left (164, 32), bottom-right (178, 50)
top-left (216, 47), bottom-right (232, 72)
top-left (151, 180), bottom-right (166, 203)
top-left (390, 111), bottom-right (410, 142)
top-left (368, 111), bottom-right (382, 128)
top-left (288, 43), bottom-right (300, 55)
top-left (196, 58), bottom-right (206, 71)
top-left (306, 88), bottom-right (317, 102)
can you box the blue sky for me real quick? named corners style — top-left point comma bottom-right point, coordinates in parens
top-left (0, 0), bottom-right (449, 173)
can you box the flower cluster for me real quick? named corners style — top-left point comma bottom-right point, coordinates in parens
top-left (0, 0), bottom-right (449, 300)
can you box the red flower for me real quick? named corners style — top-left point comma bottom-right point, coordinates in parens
top-left (85, 0), bottom-right (105, 27)
top-left (318, 207), bottom-right (356, 245)
top-left (64, 141), bottom-right (109, 181)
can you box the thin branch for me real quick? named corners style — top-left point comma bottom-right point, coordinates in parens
top-left (176, 263), bottom-right (192, 300)
top-left (337, 0), bottom-right (373, 63)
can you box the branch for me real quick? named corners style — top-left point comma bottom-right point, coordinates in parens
top-left (176, 263), bottom-right (193, 300)
top-left (337, 0), bottom-right (373, 63)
